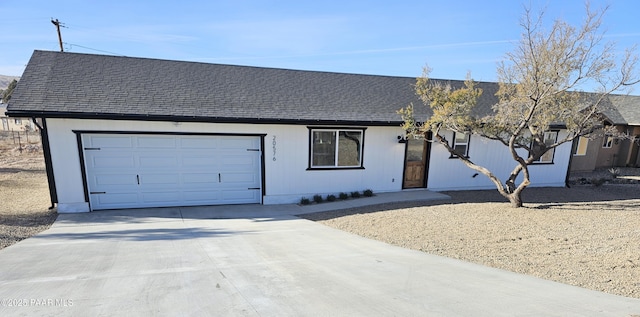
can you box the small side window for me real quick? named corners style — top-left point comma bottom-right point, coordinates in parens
top-left (574, 137), bottom-right (588, 156)
top-left (450, 132), bottom-right (470, 158)
top-left (602, 135), bottom-right (613, 148)
top-left (532, 131), bottom-right (558, 163)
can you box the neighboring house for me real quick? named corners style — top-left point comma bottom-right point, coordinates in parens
top-left (7, 51), bottom-right (573, 213)
top-left (569, 95), bottom-right (640, 172)
top-left (0, 104), bottom-right (36, 131)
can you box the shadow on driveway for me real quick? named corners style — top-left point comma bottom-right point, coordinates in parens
top-left (32, 227), bottom-right (250, 241)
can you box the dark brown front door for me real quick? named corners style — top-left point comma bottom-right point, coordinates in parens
top-left (403, 138), bottom-right (429, 188)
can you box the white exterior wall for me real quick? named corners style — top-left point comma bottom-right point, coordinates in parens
top-left (45, 118), bottom-right (407, 212)
top-left (45, 119), bottom-right (572, 212)
top-left (427, 130), bottom-right (572, 191)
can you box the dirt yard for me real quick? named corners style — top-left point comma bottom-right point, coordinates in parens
top-left (0, 131), bottom-right (56, 249)
top-left (302, 185), bottom-right (640, 299)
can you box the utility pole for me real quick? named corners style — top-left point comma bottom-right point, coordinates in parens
top-left (51, 18), bottom-right (64, 52)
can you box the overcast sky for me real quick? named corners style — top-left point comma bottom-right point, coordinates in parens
top-left (2, 0), bottom-right (639, 84)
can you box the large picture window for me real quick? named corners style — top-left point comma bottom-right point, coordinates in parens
top-left (309, 128), bottom-right (364, 169)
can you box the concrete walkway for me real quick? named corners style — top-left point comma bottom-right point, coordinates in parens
top-left (1, 190), bottom-right (639, 316)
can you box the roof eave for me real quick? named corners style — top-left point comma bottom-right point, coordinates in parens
top-left (5, 110), bottom-right (403, 127)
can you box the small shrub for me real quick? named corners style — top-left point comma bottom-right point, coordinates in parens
top-left (327, 194), bottom-right (336, 202)
top-left (350, 191), bottom-right (361, 198)
top-left (313, 194), bottom-right (323, 203)
top-left (363, 189), bottom-right (373, 197)
top-left (339, 192), bottom-right (349, 200)
top-left (300, 197), bottom-right (310, 205)
top-left (591, 178), bottom-right (606, 187)
top-left (608, 167), bottom-right (620, 177)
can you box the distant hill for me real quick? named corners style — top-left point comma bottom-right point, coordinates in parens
top-left (0, 75), bottom-right (20, 90)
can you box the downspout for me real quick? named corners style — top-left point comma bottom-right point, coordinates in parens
top-left (31, 117), bottom-right (57, 209)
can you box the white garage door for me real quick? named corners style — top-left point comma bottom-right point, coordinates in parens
top-left (82, 134), bottom-right (262, 210)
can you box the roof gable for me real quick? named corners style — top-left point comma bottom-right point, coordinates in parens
top-left (607, 94), bottom-right (640, 126)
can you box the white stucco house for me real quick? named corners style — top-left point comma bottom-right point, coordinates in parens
top-left (7, 50), bottom-right (572, 213)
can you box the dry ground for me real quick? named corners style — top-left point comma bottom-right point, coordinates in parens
top-left (0, 133), bottom-right (56, 249)
top-left (302, 185), bottom-right (640, 299)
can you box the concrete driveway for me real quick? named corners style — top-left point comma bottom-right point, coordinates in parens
top-left (1, 195), bottom-right (640, 316)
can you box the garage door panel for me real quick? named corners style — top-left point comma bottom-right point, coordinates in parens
top-left (183, 190), bottom-right (221, 202)
top-left (183, 173), bottom-right (218, 185)
top-left (140, 173), bottom-right (180, 185)
top-left (83, 134), bottom-right (262, 210)
top-left (92, 174), bottom-right (137, 186)
top-left (219, 137), bottom-right (258, 149)
top-left (94, 192), bottom-right (139, 205)
top-left (138, 154), bottom-right (178, 168)
top-left (222, 172), bottom-right (259, 185)
top-left (140, 191), bottom-right (181, 204)
top-left (221, 155), bottom-right (255, 166)
top-left (136, 136), bottom-right (177, 148)
top-left (180, 137), bottom-right (218, 148)
top-left (90, 155), bottom-right (136, 168)
top-left (88, 136), bottom-right (134, 148)
top-left (182, 156), bottom-right (217, 168)
top-left (221, 189), bottom-right (261, 202)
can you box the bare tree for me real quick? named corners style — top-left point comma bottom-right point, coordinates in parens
top-left (399, 3), bottom-right (639, 207)
top-left (2, 79), bottom-right (17, 104)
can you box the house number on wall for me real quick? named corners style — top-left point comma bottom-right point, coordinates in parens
top-left (272, 135), bottom-right (277, 161)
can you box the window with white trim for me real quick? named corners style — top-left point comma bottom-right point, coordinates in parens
top-left (309, 128), bottom-right (364, 169)
top-left (602, 135), bottom-right (613, 148)
top-left (574, 137), bottom-right (588, 156)
top-left (450, 132), bottom-right (470, 158)
top-left (533, 131), bottom-right (558, 163)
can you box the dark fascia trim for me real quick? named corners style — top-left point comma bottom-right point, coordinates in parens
top-left (6, 111), bottom-right (401, 127)
top-left (36, 118), bottom-right (58, 208)
top-left (72, 130), bottom-right (268, 137)
top-left (74, 132), bottom-right (91, 204)
top-left (260, 136), bottom-right (266, 200)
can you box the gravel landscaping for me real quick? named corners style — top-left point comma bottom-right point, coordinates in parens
top-left (0, 137), bottom-right (57, 250)
top-left (302, 183), bottom-right (640, 299)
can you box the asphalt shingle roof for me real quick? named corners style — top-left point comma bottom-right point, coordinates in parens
top-left (607, 94), bottom-right (640, 125)
top-left (6, 50), bottom-right (508, 126)
top-left (8, 50), bottom-right (638, 127)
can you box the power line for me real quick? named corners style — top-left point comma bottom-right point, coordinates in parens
top-left (48, 18), bottom-right (125, 56)
top-left (63, 43), bottom-right (125, 56)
